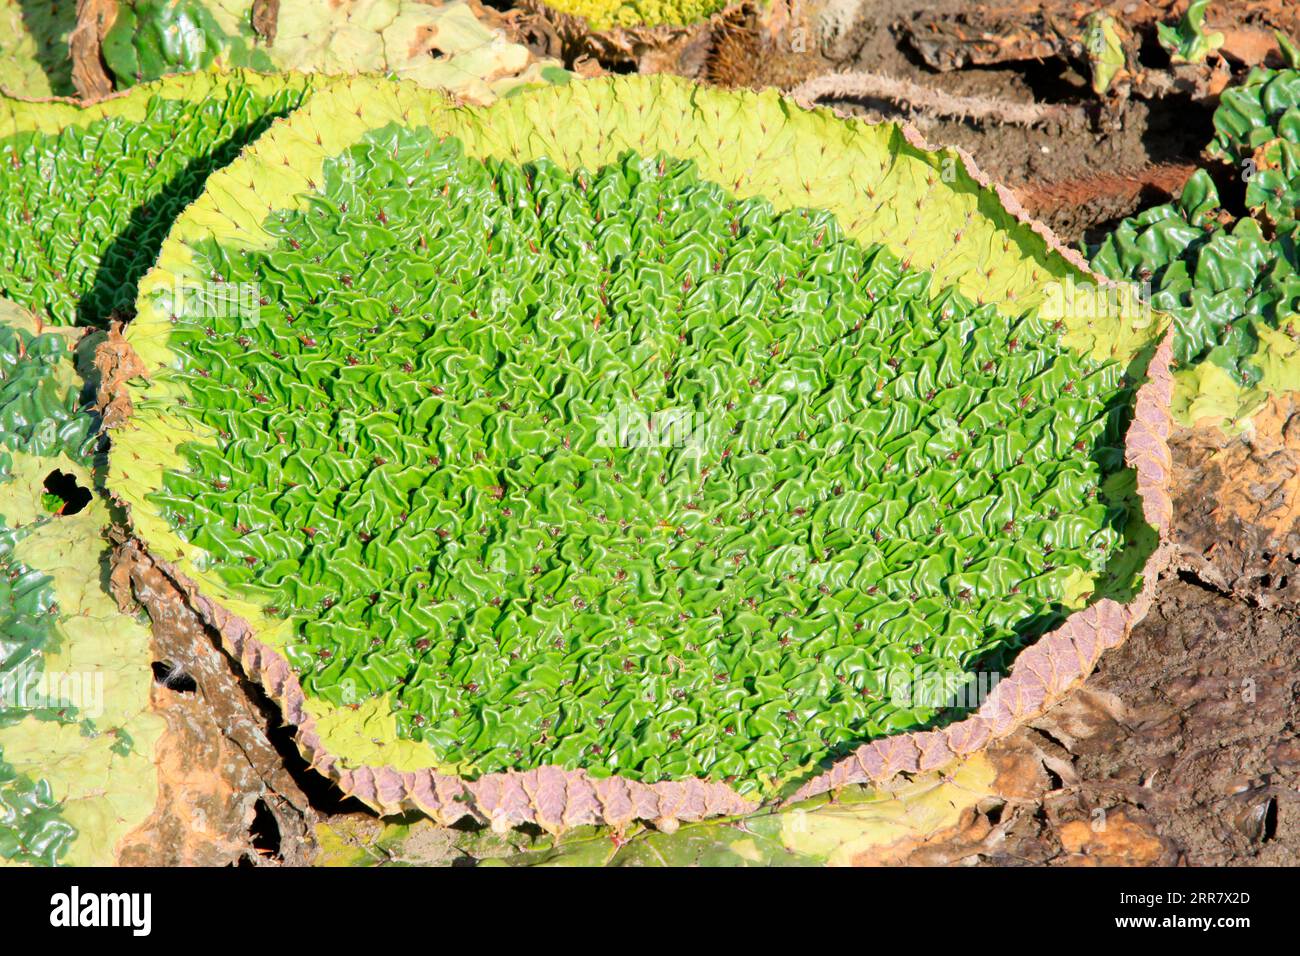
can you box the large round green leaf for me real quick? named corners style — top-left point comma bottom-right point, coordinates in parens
top-left (108, 75), bottom-right (1168, 829)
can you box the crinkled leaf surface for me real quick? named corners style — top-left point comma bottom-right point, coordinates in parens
top-left (112, 76), bottom-right (1160, 799)
top-left (0, 299), bottom-right (163, 866)
top-left (1244, 136), bottom-right (1300, 238)
top-left (1091, 157), bottom-right (1300, 428)
top-left (102, 0), bottom-right (566, 103)
top-left (0, 69), bottom-right (315, 329)
top-left (1209, 68), bottom-right (1300, 160)
top-left (102, 0), bottom-right (274, 83)
top-left (0, 0), bottom-right (76, 98)
top-left (1208, 67), bottom-right (1300, 236)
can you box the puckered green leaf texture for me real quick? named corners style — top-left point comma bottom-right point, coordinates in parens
top-left (0, 69), bottom-right (316, 329)
top-left (1208, 67), bottom-right (1300, 235)
top-left (0, 0), bottom-right (76, 98)
top-left (0, 303), bottom-right (87, 865)
top-left (0, 305), bottom-right (94, 478)
top-left (0, 300), bottom-right (162, 867)
top-left (1090, 170), bottom-right (1300, 384)
top-left (102, 0), bottom-right (273, 84)
top-left (114, 76), bottom-right (1159, 796)
top-left (1091, 69), bottom-right (1300, 427)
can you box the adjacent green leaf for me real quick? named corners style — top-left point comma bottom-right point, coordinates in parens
top-left (102, 0), bottom-right (567, 101)
top-left (0, 0), bottom-right (76, 98)
top-left (102, 0), bottom-right (274, 84)
top-left (0, 69), bottom-right (316, 329)
top-left (1207, 67), bottom-right (1300, 235)
top-left (0, 298), bottom-right (163, 866)
top-left (1091, 71), bottom-right (1300, 428)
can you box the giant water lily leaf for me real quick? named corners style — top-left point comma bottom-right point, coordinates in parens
top-left (100, 0), bottom-right (567, 102)
top-left (0, 69), bottom-right (316, 329)
top-left (0, 0), bottom-right (77, 98)
top-left (0, 495), bottom-right (166, 866)
top-left (0, 299), bottom-right (163, 866)
top-left (106, 74), bottom-right (1170, 832)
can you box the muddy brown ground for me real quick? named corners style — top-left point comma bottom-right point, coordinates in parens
top-left (967, 572), bottom-right (1300, 866)
top-left (701, 0), bottom-right (1286, 240)
top-left (842, 0), bottom-right (1213, 242)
